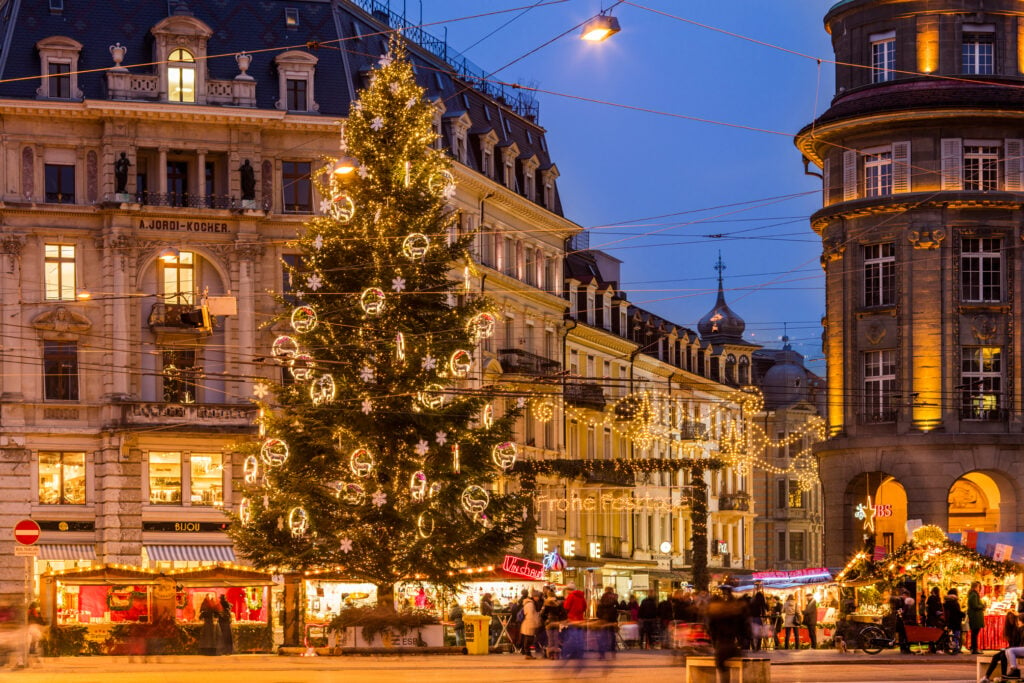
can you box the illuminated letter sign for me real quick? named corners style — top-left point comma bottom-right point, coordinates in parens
top-left (502, 554), bottom-right (545, 581)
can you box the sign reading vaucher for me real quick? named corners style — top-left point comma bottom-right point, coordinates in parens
top-left (138, 219), bottom-right (230, 233)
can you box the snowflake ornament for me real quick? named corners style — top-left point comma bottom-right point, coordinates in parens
top-left (414, 440), bottom-right (430, 457)
top-left (435, 431), bottom-right (448, 446)
top-left (253, 383), bottom-right (269, 399)
top-left (389, 82), bottom-right (401, 94)
top-left (361, 398), bottom-right (373, 414)
top-left (339, 537), bottom-right (353, 553)
top-left (319, 198), bottom-right (331, 214)
top-left (421, 355), bottom-right (436, 371)
top-left (391, 276), bottom-right (406, 292)
top-left (352, 100), bottom-right (363, 113)
top-left (372, 490), bottom-right (387, 507)
top-left (378, 52), bottom-right (393, 67)
top-left (313, 234), bottom-right (324, 250)
top-left (516, 397), bottom-right (526, 409)
top-left (305, 274), bottom-right (323, 291)
top-left (359, 366), bottom-right (375, 383)
top-left (357, 164), bottom-right (370, 179)
top-left (370, 117), bottom-right (384, 131)
top-left (406, 97), bottom-right (418, 109)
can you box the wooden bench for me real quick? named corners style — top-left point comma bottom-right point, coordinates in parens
top-left (685, 656), bottom-right (771, 683)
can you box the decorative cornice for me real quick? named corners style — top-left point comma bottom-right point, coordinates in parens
top-left (908, 228), bottom-right (945, 250)
top-left (452, 165), bottom-right (580, 239)
top-left (31, 305), bottom-right (93, 341)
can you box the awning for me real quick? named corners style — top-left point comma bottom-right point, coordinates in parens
top-left (145, 545), bottom-right (235, 562)
top-left (39, 544), bottom-right (97, 561)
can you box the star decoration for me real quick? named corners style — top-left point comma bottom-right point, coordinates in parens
top-left (389, 82), bottom-right (401, 94)
top-left (305, 274), bottom-right (323, 291)
top-left (357, 164), bottom-right (370, 179)
top-left (359, 366), bottom-right (375, 383)
top-left (421, 355), bottom-right (436, 371)
top-left (372, 490), bottom-right (387, 507)
top-left (370, 117), bottom-right (384, 131)
top-left (339, 537), bottom-right (353, 553)
top-left (516, 397), bottom-right (526, 409)
top-left (435, 431), bottom-right (448, 446)
top-left (378, 52), bottom-right (393, 67)
top-left (406, 97), bottom-right (418, 109)
top-left (253, 383), bottom-right (269, 399)
top-left (361, 398), bottom-right (373, 415)
top-left (391, 277), bottom-right (406, 292)
top-left (414, 440), bottom-right (430, 457)
top-left (313, 234), bottom-right (324, 250)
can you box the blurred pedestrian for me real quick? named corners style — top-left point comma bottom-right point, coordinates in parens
top-left (218, 595), bottom-right (234, 655)
top-left (199, 595), bottom-right (220, 656)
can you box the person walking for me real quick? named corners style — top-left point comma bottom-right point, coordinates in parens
top-left (596, 586), bottom-right (619, 657)
top-left (707, 585), bottom-right (748, 674)
top-left (925, 587), bottom-right (944, 627)
top-left (562, 583), bottom-right (587, 660)
top-left (749, 590), bottom-right (768, 652)
top-left (802, 594), bottom-right (818, 649)
top-left (638, 594), bottom-right (659, 649)
top-left (520, 591), bottom-right (542, 659)
top-left (781, 594), bottom-right (799, 649)
top-left (769, 595), bottom-right (783, 650)
top-left (198, 595), bottom-right (220, 656)
top-left (969, 581), bottom-right (986, 654)
top-left (449, 602), bottom-right (465, 647)
top-left (944, 588), bottom-right (965, 653)
top-left (218, 594), bottom-right (234, 655)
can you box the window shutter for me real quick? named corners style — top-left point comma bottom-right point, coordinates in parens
top-left (843, 150), bottom-right (858, 201)
top-left (1005, 138), bottom-right (1023, 191)
top-left (941, 138), bottom-right (963, 190)
top-left (892, 141), bottom-right (911, 193)
top-left (822, 159), bottom-right (831, 206)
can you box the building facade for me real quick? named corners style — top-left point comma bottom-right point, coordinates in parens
top-left (797, 0), bottom-right (1024, 566)
top-left (0, 0), bottom-right (570, 603)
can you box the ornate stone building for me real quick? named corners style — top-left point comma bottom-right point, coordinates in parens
top-left (0, 1), bottom-right (569, 603)
top-left (796, 0), bottom-right (1024, 565)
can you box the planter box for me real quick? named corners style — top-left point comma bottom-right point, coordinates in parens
top-left (337, 624), bottom-right (443, 648)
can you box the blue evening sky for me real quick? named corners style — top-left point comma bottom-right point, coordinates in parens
top-left (413, 1), bottom-right (837, 372)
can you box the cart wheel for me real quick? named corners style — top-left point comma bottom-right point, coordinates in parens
top-left (860, 625), bottom-right (886, 655)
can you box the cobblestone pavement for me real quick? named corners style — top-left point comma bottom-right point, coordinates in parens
top-left (0, 649), bottom-right (989, 683)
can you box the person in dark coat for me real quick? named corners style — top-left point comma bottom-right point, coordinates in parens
top-left (198, 595), bottom-right (220, 656)
top-left (802, 594), bottom-right (818, 649)
top-left (926, 587), bottom-right (944, 627)
top-left (944, 588), bottom-right (965, 652)
top-left (968, 581), bottom-right (986, 654)
top-left (749, 590), bottom-right (768, 652)
top-left (218, 594), bottom-right (234, 655)
top-left (638, 595), bottom-right (659, 649)
top-left (707, 586), bottom-right (749, 672)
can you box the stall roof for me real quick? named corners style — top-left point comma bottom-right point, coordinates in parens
top-left (46, 565), bottom-right (163, 585)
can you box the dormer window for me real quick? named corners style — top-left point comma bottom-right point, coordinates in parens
top-left (285, 8), bottom-right (300, 28)
top-left (478, 129), bottom-right (499, 180)
top-left (446, 112), bottom-right (471, 164)
top-left (168, 49), bottom-right (196, 103)
top-left (35, 36), bottom-right (83, 100)
top-left (274, 51), bottom-right (319, 113)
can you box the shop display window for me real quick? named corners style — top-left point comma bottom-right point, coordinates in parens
top-left (38, 451), bottom-right (86, 504)
top-left (58, 584), bottom-right (151, 624)
top-left (190, 452), bottom-right (223, 506)
top-left (149, 451), bottom-right (182, 504)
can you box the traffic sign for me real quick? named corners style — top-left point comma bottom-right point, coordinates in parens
top-left (13, 519), bottom-right (40, 546)
top-left (13, 546), bottom-right (38, 557)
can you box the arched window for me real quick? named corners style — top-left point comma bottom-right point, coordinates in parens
top-left (738, 356), bottom-right (750, 385)
top-left (168, 49), bottom-right (196, 102)
top-left (725, 354), bottom-right (737, 385)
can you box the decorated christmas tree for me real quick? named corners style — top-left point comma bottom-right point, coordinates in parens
top-left (229, 40), bottom-right (525, 607)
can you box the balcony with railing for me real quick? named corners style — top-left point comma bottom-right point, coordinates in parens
top-left (857, 409), bottom-right (898, 425)
top-left (678, 419), bottom-right (707, 440)
top-left (498, 348), bottom-right (560, 377)
top-left (106, 72), bottom-right (256, 107)
top-left (717, 491), bottom-right (751, 512)
top-left (564, 381), bottom-right (606, 410)
top-left (148, 303), bottom-right (214, 343)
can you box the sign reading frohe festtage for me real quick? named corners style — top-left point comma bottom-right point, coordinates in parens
top-left (138, 219), bottom-right (229, 233)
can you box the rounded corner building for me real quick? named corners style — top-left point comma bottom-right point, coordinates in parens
top-left (796, 0), bottom-right (1024, 566)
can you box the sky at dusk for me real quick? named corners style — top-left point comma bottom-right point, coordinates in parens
top-left (411, 1), bottom-right (838, 373)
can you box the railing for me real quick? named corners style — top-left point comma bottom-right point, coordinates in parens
top-left (107, 72), bottom-right (256, 107)
top-left (134, 192), bottom-right (270, 210)
top-left (564, 381), bottom-right (606, 410)
top-left (148, 303), bottom-right (212, 333)
top-left (678, 419), bottom-right (707, 440)
top-left (717, 492), bottom-right (751, 512)
top-left (350, 0), bottom-right (540, 120)
top-left (858, 410), bottom-right (898, 424)
top-left (960, 406), bottom-right (1008, 421)
top-left (498, 348), bottom-right (560, 376)
top-left (45, 192), bottom-right (75, 204)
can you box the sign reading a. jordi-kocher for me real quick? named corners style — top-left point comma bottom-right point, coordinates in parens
top-left (13, 519), bottom-right (40, 546)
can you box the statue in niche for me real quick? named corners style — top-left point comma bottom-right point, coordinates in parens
top-left (240, 159), bottom-right (256, 201)
top-left (114, 152), bottom-right (131, 194)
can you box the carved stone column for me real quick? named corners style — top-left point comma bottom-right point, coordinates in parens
top-left (0, 234), bottom-right (25, 401)
top-left (157, 147), bottom-right (168, 195)
top-left (234, 237), bottom-right (263, 400)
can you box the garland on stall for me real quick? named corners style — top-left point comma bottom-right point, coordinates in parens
top-left (511, 457), bottom-right (727, 479)
top-left (245, 587), bottom-right (263, 611)
top-left (837, 538), bottom-right (1020, 585)
top-left (107, 587), bottom-right (147, 611)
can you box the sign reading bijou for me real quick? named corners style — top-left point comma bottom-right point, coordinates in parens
top-left (139, 218), bottom-right (229, 233)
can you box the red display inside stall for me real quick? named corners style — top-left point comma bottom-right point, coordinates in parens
top-left (78, 585), bottom-right (150, 623)
top-left (175, 586), bottom-right (267, 623)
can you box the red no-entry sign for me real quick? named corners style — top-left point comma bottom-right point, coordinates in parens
top-left (13, 519), bottom-right (40, 546)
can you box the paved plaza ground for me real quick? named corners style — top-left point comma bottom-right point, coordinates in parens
top-left (0, 649), bottom-right (992, 683)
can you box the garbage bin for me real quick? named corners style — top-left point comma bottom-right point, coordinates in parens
top-left (463, 615), bottom-right (492, 655)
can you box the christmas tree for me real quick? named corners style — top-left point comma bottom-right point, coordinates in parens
top-left (229, 39), bottom-right (525, 607)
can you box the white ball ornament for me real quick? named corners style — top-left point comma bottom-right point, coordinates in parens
top-left (360, 287), bottom-right (386, 316)
top-left (401, 233), bottom-right (430, 260)
top-left (491, 441), bottom-right (518, 472)
top-left (290, 306), bottom-right (318, 334)
top-left (260, 438), bottom-right (290, 467)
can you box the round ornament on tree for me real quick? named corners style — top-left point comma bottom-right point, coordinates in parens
top-left (360, 287), bottom-right (386, 316)
top-left (401, 233), bottom-right (430, 260)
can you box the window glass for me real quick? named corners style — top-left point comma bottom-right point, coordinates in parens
top-left (282, 161), bottom-right (312, 213)
top-left (789, 533), bottom-right (805, 561)
top-left (961, 346), bottom-right (1002, 418)
top-left (871, 38), bottom-right (895, 83)
top-left (863, 242), bottom-right (896, 307)
top-left (286, 78), bottom-right (307, 111)
top-left (149, 452), bottom-right (182, 504)
top-left (162, 349), bottom-right (198, 404)
top-left (864, 349), bottom-right (896, 421)
top-left (39, 451), bottom-right (86, 505)
top-left (190, 452), bottom-right (223, 506)
top-left (43, 341), bottom-right (79, 401)
top-left (963, 145), bottom-right (999, 190)
top-left (961, 237), bottom-right (1001, 302)
top-left (161, 250), bottom-right (195, 304)
top-left (44, 244), bottom-right (76, 300)
top-left (168, 49), bottom-right (196, 103)
top-left (788, 480), bottom-right (805, 508)
top-left (962, 33), bottom-right (994, 75)
top-left (47, 62), bottom-right (71, 98)
top-left (864, 151), bottom-right (892, 197)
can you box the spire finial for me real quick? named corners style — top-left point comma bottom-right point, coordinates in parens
top-left (714, 251), bottom-right (726, 290)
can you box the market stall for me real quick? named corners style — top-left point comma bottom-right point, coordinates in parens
top-left (737, 567), bottom-right (840, 647)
